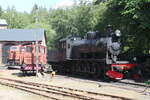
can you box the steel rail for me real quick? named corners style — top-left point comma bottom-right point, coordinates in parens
top-left (0, 77), bottom-right (132, 100)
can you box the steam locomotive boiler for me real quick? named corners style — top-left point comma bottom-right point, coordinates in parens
top-left (48, 27), bottom-right (139, 80)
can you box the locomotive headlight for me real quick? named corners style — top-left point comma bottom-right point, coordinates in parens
top-left (115, 29), bottom-right (121, 37)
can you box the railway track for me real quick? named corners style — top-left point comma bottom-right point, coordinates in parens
top-left (108, 80), bottom-right (150, 94)
top-left (0, 77), bottom-right (132, 100)
top-left (65, 76), bottom-right (150, 95)
top-left (118, 81), bottom-right (150, 88)
top-left (64, 76), bottom-right (150, 91)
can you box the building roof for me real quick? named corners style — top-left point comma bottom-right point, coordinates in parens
top-left (0, 19), bottom-right (8, 26)
top-left (0, 28), bottom-right (45, 41)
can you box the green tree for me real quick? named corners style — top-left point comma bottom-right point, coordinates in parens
top-left (26, 23), bottom-right (56, 48)
top-left (0, 6), bottom-right (3, 17)
top-left (49, 1), bottom-right (99, 39)
top-left (1, 6), bottom-right (30, 28)
top-left (106, 0), bottom-right (150, 54)
top-left (30, 4), bottom-right (38, 23)
top-left (30, 4), bottom-right (49, 24)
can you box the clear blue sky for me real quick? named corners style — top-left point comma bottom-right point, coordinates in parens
top-left (0, 0), bottom-right (75, 13)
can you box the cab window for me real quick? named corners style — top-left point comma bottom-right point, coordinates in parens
top-left (26, 47), bottom-right (33, 52)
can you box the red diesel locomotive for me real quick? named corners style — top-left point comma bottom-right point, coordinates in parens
top-left (7, 44), bottom-right (47, 72)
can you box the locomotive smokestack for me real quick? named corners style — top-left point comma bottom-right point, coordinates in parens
top-left (106, 25), bottom-right (113, 36)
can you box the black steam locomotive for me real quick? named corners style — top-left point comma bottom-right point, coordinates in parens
top-left (48, 26), bottom-right (139, 80)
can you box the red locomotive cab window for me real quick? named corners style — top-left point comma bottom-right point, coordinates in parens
top-left (10, 46), bottom-right (19, 51)
top-left (21, 47), bottom-right (25, 52)
top-left (38, 47), bottom-right (41, 53)
top-left (44, 48), bottom-right (47, 54)
top-left (34, 46), bottom-right (40, 53)
top-left (26, 47), bottom-right (33, 52)
top-left (40, 47), bottom-right (45, 53)
top-left (43, 48), bottom-right (45, 53)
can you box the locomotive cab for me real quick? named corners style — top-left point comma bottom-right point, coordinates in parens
top-left (7, 45), bottom-right (23, 65)
top-left (20, 44), bottom-right (47, 73)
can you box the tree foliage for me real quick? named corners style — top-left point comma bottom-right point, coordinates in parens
top-left (1, 6), bottom-right (30, 28)
top-left (106, 0), bottom-right (150, 54)
top-left (26, 22), bottom-right (56, 48)
top-left (0, 0), bottom-right (149, 54)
